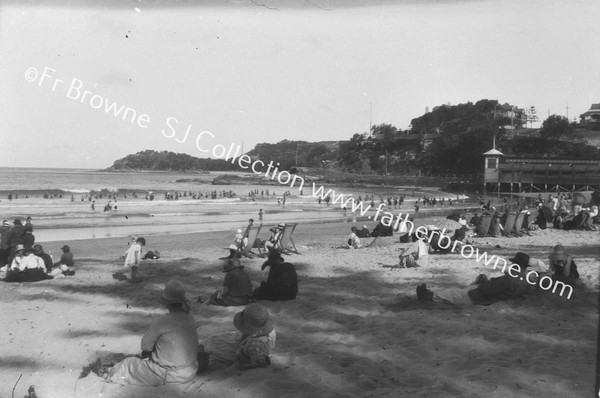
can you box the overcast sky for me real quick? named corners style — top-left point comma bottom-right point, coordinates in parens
top-left (1, 0), bottom-right (599, 169)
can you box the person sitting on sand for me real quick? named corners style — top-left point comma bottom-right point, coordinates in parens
top-left (124, 238), bottom-right (145, 281)
top-left (105, 279), bottom-right (199, 385)
top-left (55, 245), bottom-right (75, 268)
top-left (346, 227), bottom-right (361, 249)
top-left (356, 225), bottom-right (371, 238)
top-left (197, 303), bottom-right (276, 372)
top-left (548, 244), bottom-right (579, 284)
top-left (220, 229), bottom-right (248, 260)
top-left (3, 244), bottom-right (53, 282)
top-left (253, 250), bottom-right (298, 301)
top-left (416, 252), bottom-right (536, 306)
top-left (33, 244), bottom-right (53, 272)
top-left (208, 259), bottom-right (253, 307)
top-left (371, 221), bottom-right (393, 237)
top-left (397, 238), bottom-right (429, 268)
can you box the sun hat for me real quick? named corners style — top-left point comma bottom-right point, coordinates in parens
top-left (161, 279), bottom-right (187, 304)
top-left (549, 245), bottom-right (568, 261)
top-left (233, 303), bottom-right (276, 336)
top-left (33, 244), bottom-right (43, 253)
top-left (277, 223), bottom-right (286, 229)
top-left (236, 229), bottom-right (243, 234)
top-left (61, 245), bottom-right (70, 251)
top-left (223, 258), bottom-right (242, 272)
top-left (2, 220), bottom-right (9, 227)
top-left (508, 252), bottom-right (530, 269)
top-left (15, 244), bottom-right (25, 252)
top-left (351, 226), bottom-right (358, 232)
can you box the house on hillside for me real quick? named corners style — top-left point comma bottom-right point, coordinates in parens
top-left (580, 103), bottom-right (600, 127)
top-left (492, 103), bottom-right (527, 130)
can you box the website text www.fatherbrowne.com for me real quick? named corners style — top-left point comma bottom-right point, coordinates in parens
top-left (26, 66), bottom-right (572, 300)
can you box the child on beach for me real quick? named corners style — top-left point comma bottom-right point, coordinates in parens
top-left (124, 237), bottom-right (145, 282)
top-left (197, 303), bottom-right (276, 372)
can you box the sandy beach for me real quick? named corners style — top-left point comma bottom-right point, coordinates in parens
top-left (1, 216), bottom-right (597, 398)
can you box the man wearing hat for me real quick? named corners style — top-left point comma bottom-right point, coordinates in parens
top-left (198, 303), bottom-right (276, 372)
top-left (253, 250), bottom-right (298, 301)
top-left (107, 279), bottom-right (199, 385)
top-left (208, 259), bottom-right (253, 306)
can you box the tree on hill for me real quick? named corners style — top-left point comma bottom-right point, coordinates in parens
top-left (541, 115), bottom-right (572, 140)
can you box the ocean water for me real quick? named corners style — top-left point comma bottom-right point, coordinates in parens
top-left (0, 167), bottom-right (453, 242)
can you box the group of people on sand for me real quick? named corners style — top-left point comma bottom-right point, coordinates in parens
top-left (91, 280), bottom-right (278, 386)
top-left (207, 250), bottom-right (298, 306)
top-left (89, 238), bottom-right (296, 387)
top-left (0, 217), bottom-right (76, 282)
top-left (416, 244), bottom-right (579, 306)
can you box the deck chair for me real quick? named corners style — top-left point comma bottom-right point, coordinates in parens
top-left (238, 225), bottom-right (262, 258)
top-left (502, 213), bottom-right (517, 236)
top-left (513, 212), bottom-right (526, 235)
top-left (477, 215), bottom-right (493, 236)
top-left (278, 223), bottom-right (299, 254)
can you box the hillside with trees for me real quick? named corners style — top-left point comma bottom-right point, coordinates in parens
top-left (107, 101), bottom-right (600, 176)
top-left (106, 150), bottom-right (240, 172)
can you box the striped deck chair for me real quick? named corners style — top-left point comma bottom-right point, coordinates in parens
top-left (279, 223), bottom-right (299, 254)
top-left (513, 212), bottom-right (526, 235)
top-left (238, 225), bottom-right (262, 258)
top-left (477, 215), bottom-right (493, 236)
top-left (502, 213), bottom-right (517, 236)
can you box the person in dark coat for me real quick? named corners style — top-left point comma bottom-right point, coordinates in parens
top-left (7, 218), bottom-right (25, 258)
top-left (33, 244), bottom-right (53, 272)
top-left (22, 225), bottom-right (35, 251)
top-left (208, 259), bottom-right (253, 306)
top-left (253, 251), bottom-right (298, 301)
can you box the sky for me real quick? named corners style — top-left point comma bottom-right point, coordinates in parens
top-left (1, 0), bottom-right (599, 169)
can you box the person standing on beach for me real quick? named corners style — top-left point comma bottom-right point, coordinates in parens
top-left (258, 209), bottom-right (264, 224)
top-left (0, 221), bottom-right (10, 267)
top-left (7, 218), bottom-right (25, 260)
top-left (124, 237), bottom-right (145, 282)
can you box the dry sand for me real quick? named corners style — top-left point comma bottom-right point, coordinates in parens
top-left (0, 220), bottom-right (598, 398)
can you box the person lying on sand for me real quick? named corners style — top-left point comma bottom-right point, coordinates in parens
top-left (346, 227), bottom-right (361, 249)
top-left (197, 303), bottom-right (276, 372)
top-left (207, 259), bottom-right (253, 307)
top-left (123, 237), bottom-right (145, 281)
top-left (416, 252), bottom-right (538, 306)
top-left (104, 279), bottom-right (199, 386)
top-left (253, 250), bottom-right (298, 301)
